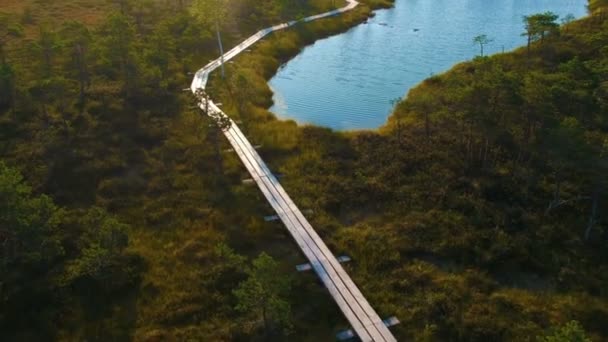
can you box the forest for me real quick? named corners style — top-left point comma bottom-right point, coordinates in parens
top-left (1, 0), bottom-right (607, 341)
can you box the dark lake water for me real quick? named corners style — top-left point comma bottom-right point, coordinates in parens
top-left (268, 0), bottom-right (588, 130)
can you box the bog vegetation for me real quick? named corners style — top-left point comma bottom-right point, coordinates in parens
top-left (0, 0), bottom-right (607, 341)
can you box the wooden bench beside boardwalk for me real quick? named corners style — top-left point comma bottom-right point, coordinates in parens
top-left (191, 1), bottom-right (397, 340)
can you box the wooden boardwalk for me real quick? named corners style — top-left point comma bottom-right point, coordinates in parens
top-left (191, 2), bottom-right (397, 341)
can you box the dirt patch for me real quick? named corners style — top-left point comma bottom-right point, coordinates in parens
top-left (0, 0), bottom-right (29, 13)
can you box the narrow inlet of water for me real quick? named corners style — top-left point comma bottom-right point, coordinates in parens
top-left (268, 0), bottom-right (588, 131)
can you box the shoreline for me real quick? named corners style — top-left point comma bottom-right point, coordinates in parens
top-left (206, 0), bottom-right (395, 135)
top-left (246, 0), bottom-right (588, 133)
top-left (190, 1), bottom-right (401, 340)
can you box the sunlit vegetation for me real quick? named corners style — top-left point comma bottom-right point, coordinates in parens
top-left (209, 1), bottom-right (608, 340)
top-left (1, 0), bottom-right (607, 340)
top-left (0, 0), bottom-right (367, 340)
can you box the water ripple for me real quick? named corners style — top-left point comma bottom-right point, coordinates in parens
top-left (269, 0), bottom-right (587, 130)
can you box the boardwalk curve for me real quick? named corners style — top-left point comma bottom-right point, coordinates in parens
top-left (190, 2), bottom-right (397, 341)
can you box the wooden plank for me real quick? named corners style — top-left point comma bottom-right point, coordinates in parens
top-left (337, 255), bottom-right (352, 263)
top-left (298, 255), bottom-right (350, 272)
top-left (383, 316), bottom-right (400, 327)
top-left (284, 200), bottom-right (396, 340)
top-left (263, 214), bottom-right (280, 222)
top-left (275, 212), bottom-right (316, 260)
top-left (268, 191), bottom-right (382, 341)
top-left (223, 130), bottom-right (263, 181)
top-left (226, 128), bottom-right (378, 339)
top-left (189, 2), bottom-right (399, 340)
top-left (230, 124), bottom-right (275, 176)
top-left (316, 261), bottom-right (372, 342)
top-left (336, 329), bottom-right (356, 341)
top-left (293, 209), bottom-right (396, 341)
top-left (226, 128), bottom-right (384, 341)
top-left (259, 176), bottom-right (373, 336)
top-left (337, 317), bottom-right (400, 342)
top-left (295, 263), bottom-right (312, 272)
top-left (231, 113), bottom-right (392, 339)
top-left (253, 180), bottom-right (373, 341)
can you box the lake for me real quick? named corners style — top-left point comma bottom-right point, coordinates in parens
top-left (268, 0), bottom-right (588, 131)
